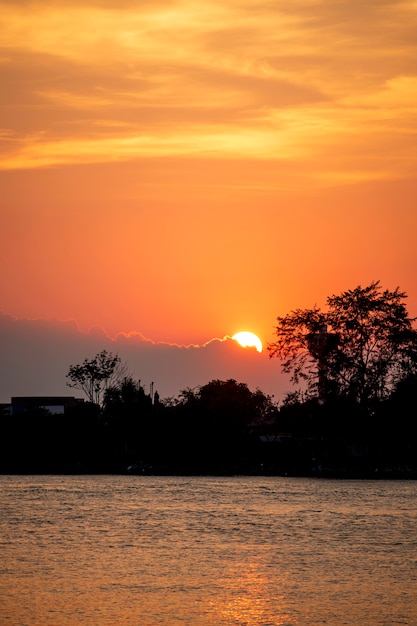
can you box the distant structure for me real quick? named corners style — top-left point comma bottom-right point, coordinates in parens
top-left (306, 325), bottom-right (339, 401)
top-left (10, 396), bottom-right (84, 415)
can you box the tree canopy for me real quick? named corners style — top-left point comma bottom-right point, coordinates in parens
top-left (268, 282), bottom-right (417, 408)
top-left (66, 350), bottom-right (127, 406)
top-left (176, 379), bottom-right (277, 427)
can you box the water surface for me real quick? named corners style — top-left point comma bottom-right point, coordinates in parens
top-left (1, 475), bottom-right (416, 625)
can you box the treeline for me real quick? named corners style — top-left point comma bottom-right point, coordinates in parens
top-left (1, 374), bottom-right (417, 477)
top-left (0, 379), bottom-right (277, 475)
top-left (2, 281), bottom-right (417, 477)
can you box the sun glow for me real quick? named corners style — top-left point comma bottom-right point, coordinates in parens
top-left (232, 331), bottom-right (263, 353)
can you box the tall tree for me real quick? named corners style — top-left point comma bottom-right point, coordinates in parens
top-left (66, 350), bottom-right (127, 406)
top-left (268, 282), bottom-right (417, 408)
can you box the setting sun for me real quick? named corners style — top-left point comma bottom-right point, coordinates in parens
top-left (232, 331), bottom-right (263, 353)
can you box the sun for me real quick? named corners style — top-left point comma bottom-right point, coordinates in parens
top-left (232, 331), bottom-right (263, 353)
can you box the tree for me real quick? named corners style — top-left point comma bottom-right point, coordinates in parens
top-left (268, 282), bottom-right (417, 409)
top-left (102, 377), bottom-right (155, 465)
top-left (104, 377), bottom-right (152, 413)
top-left (161, 379), bottom-right (278, 470)
top-left (103, 376), bottom-right (153, 436)
top-left (66, 350), bottom-right (127, 406)
top-left (176, 379), bottom-right (277, 427)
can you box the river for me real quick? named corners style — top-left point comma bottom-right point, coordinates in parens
top-left (1, 475), bottom-right (416, 625)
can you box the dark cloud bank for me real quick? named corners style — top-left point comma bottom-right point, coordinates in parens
top-left (0, 313), bottom-right (289, 403)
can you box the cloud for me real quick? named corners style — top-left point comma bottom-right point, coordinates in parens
top-left (1, 0), bottom-right (416, 182)
top-left (0, 313), bottom-right (289, 404)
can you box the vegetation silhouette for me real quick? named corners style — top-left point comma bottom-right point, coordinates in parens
top-left (268, 281), bottom-right (417, 409)
top-left (66, 350), bottom-right (128, 406)
top-left (1, 282), bottom-right (417, 477)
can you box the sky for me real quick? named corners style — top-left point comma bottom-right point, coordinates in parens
top-left (1, 0), bottom-right (417, 402)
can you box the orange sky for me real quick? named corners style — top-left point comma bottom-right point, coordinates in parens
top-left (1, 0), bottom-right (417, 348)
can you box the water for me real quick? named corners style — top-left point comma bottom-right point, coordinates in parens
top-left (1, 476), bottom-right (416, 626)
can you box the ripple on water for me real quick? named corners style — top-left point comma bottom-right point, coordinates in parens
top-left (1, 475), bottom-right (417, 626)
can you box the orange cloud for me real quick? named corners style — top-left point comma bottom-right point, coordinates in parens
top-left (0, 0), bottom-right (416, 184)
top-left (1, 0), bottom-right (417, 352)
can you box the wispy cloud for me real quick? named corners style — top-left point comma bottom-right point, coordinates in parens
top-left (1, 0), bottom-right (416, 183)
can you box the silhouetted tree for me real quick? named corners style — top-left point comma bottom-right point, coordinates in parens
top-left (66, 350), bottom-right (127, 407)
top-left (378, 374), bottom-right (417, 445)
top-left (268, 282), bottom-right (417, 410)
top-left (103, 377), bottom-right (153, 424)
top-left (166, 379), bottom-right (278, 470)
top-left (102, 377), bottom-right (158, 466)
top-left (177, 379), bottom-right (277, 427)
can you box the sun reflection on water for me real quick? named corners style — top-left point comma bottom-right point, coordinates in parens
top-left (210, 561), bottom-right (294, 626)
